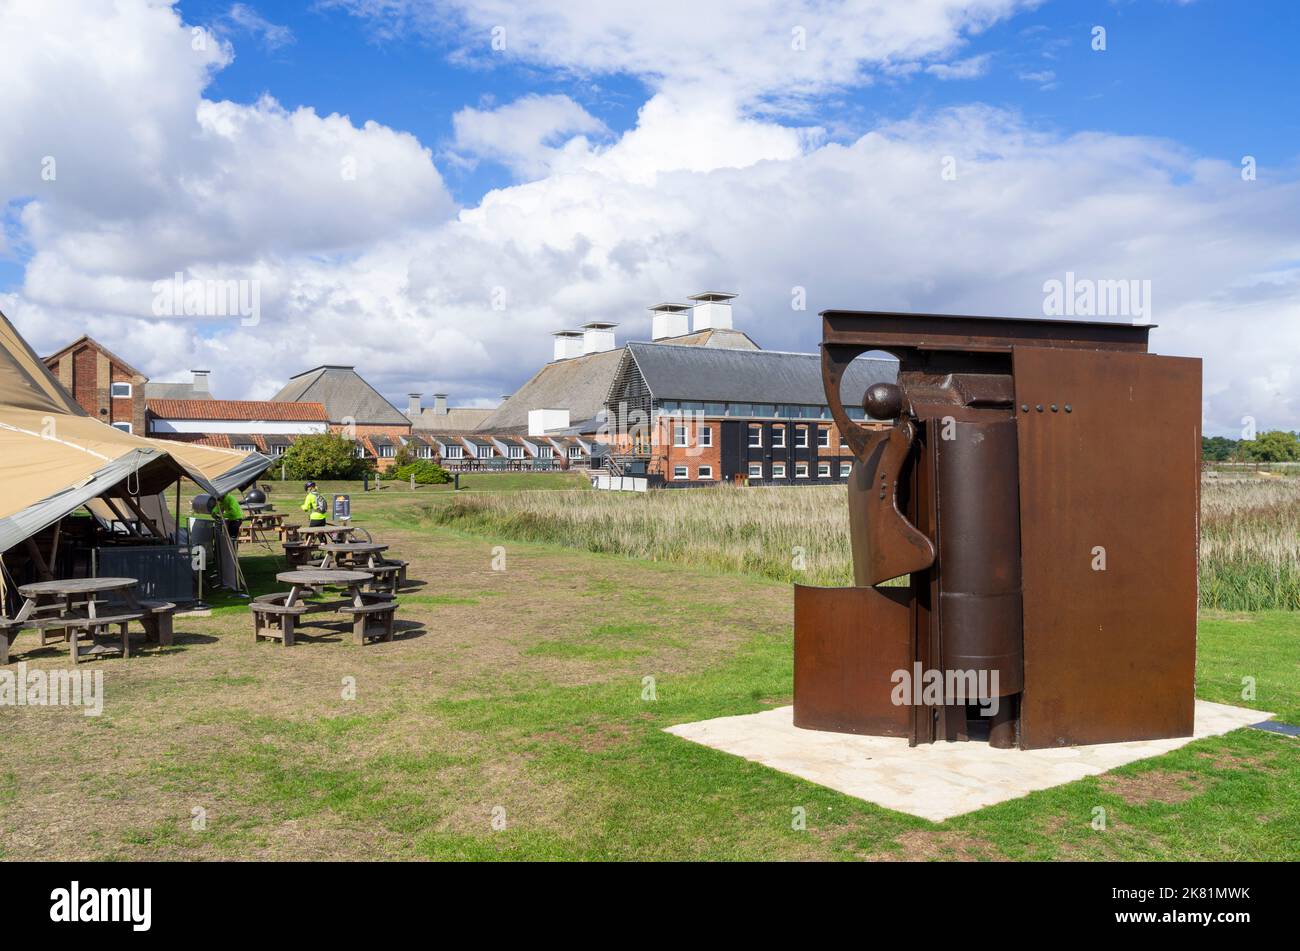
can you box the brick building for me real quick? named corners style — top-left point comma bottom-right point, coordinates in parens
top-left (146, 399), bottom-right (330, 456)
top-left (602, 342), bottom-right (894, 486)
top-left (42, 336), bottom-right (147, 435)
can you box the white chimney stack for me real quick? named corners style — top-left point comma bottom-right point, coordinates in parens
top-left (649, 303), bottom-right (691, 341)
top-left (689, 291), bottom-right (737, 332)
top-left (581, 321), bottom-right (617, 355)
top-left (407, 393), bottom-right (422, 415)
top-left (433, 393), bottom-right (448, 415)
top-left (191, 369), bottom-right (210, 394)
top-left (552, 330), bottom-right (584, 361)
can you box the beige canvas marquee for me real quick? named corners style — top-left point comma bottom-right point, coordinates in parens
top-left (0, 310), bottom-right (270, 553)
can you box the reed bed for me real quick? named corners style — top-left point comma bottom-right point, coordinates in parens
top-left (424, 484), bottom-right (856, 587)
top-left (1200, 477), bottom-right (1300, 611)
top-left (425, 476), bottom-right (1300, 610)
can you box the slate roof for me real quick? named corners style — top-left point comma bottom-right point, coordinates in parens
top-left (616, 343), bottom-right (897, 406)
top-left (146, 399), bottom-right (328, 421)
top-left (144, 381), bottom-right (210, 401)
top-left (409, 406), bottom-right (494, 432)
top-left (649, 327), bottom-right (760, 350)
top-left (271, 366), bottom-right (410, 426)
top-left (473, 348), bottom-right (625, 434)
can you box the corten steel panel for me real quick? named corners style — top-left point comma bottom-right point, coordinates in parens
top-left (1014, 348), bottom-right (1200, 749)
top-left (821, 311), bottom-right (1152, 354)
top-left (793, 584), bottom-right (912, 736)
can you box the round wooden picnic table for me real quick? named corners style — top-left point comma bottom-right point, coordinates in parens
top-left (275, 569), bottom-right (373, 608)
top-left (10, 577), bottom-right (142, 663)
top-left (318, 542), bottom-right (388, 569)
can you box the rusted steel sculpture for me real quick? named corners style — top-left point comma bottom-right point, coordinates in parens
top-left (794, 311), bottom-right (1200, 749)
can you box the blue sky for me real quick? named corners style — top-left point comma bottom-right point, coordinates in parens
top-left (164, 0), bottom-right (1300, 208)
top-left (3, 0), bottom-right (1298, 434)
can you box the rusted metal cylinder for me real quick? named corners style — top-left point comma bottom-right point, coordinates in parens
top-left (934, 418), bottom-right (1024, 699)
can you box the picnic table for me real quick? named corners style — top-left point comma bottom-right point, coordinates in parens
top-left (2, 577), bottom-right (147, 664)
top-left (298, 524), bottom-right (356, 546)
top-left (242, 510), bottom-right (291, 544)
top-left (275, 569), bottom-right (374, 609)
top-left (251, 569), bottom-right (396, 646)
top-left (318, 542), bottom-right (388, 569)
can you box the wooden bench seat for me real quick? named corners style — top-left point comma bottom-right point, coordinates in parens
top-left (364, 564), bottom-right (401, 594)
top-left (66, 612), bottom-right (144, 663)
top-left (339, 601), bottom-right (398, 645)
top-left (378, 559), bottom-right (410, 587)
top-left (250, 600), bottom-right (309, 646)
top-left (105, 599), bottom-right (177, 646)
top-left (282, 541), bottom-right (315, 568)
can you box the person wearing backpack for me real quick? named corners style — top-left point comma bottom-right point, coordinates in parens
top-left (301, 481), bottom-right (329, 527)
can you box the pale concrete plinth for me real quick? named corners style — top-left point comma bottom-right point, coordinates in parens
top-left (665, 700), bottom-right (1273, 822)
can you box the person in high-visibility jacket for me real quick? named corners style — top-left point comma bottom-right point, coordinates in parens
top-left (218, 491), bottom-right (244, 539)
top-left (301, 481), bottom-right (328, 527)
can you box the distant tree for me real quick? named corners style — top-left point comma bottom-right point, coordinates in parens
top-left (1201, 435), bottom-right (1240, 462)
top-left (281, 433), bottom-right (375, 480)
top-left (1241, 430), bottom-right (1300, 463)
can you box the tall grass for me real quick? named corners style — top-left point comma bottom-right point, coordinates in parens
top-left (424, 477), bottom-right (1300, 610)
top-left (1200, 477), bottom-right (1300, 611)
top-left (423, 484), bottom-right (855, 586)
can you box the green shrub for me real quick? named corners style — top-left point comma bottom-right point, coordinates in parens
top-left (280, 433), bottom-right (375, 480)
top-left (392, 459), bottom-right (451, 485)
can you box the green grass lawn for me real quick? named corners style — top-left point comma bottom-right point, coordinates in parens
top-left (2, 485), bottom-right (1297, 861)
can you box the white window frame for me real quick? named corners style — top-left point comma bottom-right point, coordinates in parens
top-left (568, 446), bottom-right (582, 459)
top-left (795, 427), bottom-right (809, 448)
top-left (236, 443), bottom-right (257, 453)
top-left (444, 445), bottom-right (464, 459)
top-left (380, 445), bottom-right (395, 458)
top-left (698, 426), bottom-right (712, 448)
top-left (747, 463), bottom-right (763, 479)
top-left (273, 444), bottom-right (287, 456)
top-left (354, 444), bottom-right (366, 458)
top-left (817, 462), bottom-right (831, 478)
top-left (673, 425), bottom-right (689, 447)
top-left (111, 421), bottom-right (133, 434)
top-left (478, 444), bottom-right (494, 459)
top-left (697, 465), bottom-right (713, 480)
top-left (817, 427), bottom-right (830, 448)
top-left (772, 463), bottom-right (786, 479)
top-left (840, 462), bottom-right (852, 477)
top-left (110, 381), bottom-right (132, 399)
top-left (748, 426), bottom-right (762, 448)
top-left (673, 465), bottom-right (689, 480)
top-left (508, 445), bottom-right (524, 458)
top-left (771, 426), bottom-right (786, 448)
top-left (795, 462), bottom-right (809, 478)
top-left (537, 446), bottom-right (553, 458)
